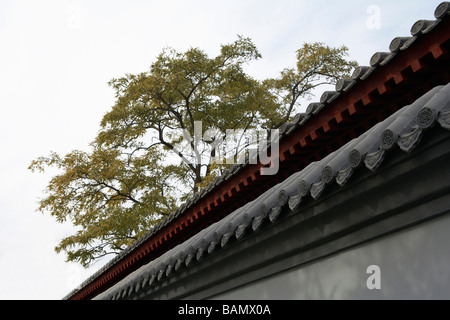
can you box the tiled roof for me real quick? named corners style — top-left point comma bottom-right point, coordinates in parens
top-left (95, 82), bottom-right (450, 300)
top-left (64, 2), bottom-right (450, 299)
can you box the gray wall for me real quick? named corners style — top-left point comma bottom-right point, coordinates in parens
top-left (212, 211), bottom-right (450, 300)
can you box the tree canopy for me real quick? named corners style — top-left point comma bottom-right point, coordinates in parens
top-left (29, 36), bottom-right (357, 267)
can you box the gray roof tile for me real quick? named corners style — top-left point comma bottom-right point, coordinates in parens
top-left (435, 1), bottom-right (450, 19)
top-left (335, 78), bottom-right (355, 92)
top-left (389, 37), bottom-right (412, 52)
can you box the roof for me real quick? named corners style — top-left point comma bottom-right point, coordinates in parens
top-left (65, 2), bottom-right (450, 299)
top-left (95, 82), bottom-right (450, 300)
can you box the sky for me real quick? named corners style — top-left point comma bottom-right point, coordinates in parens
top-left (0, 0), bottom-right (444, 300)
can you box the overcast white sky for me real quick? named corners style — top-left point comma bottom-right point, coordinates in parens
top-left (0, 0), bottom-right (443, 300)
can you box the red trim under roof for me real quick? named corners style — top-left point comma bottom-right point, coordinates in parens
top-left (67, 14), bottom-right (450, 300)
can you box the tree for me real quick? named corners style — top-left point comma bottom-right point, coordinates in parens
top-left (29, 37), bottom-right (357, 267)
top-left (263, 42), bottom-right (358, 128)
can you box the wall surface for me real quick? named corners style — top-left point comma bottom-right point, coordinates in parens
top-left (212, 211), bottom-right (450, 299)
